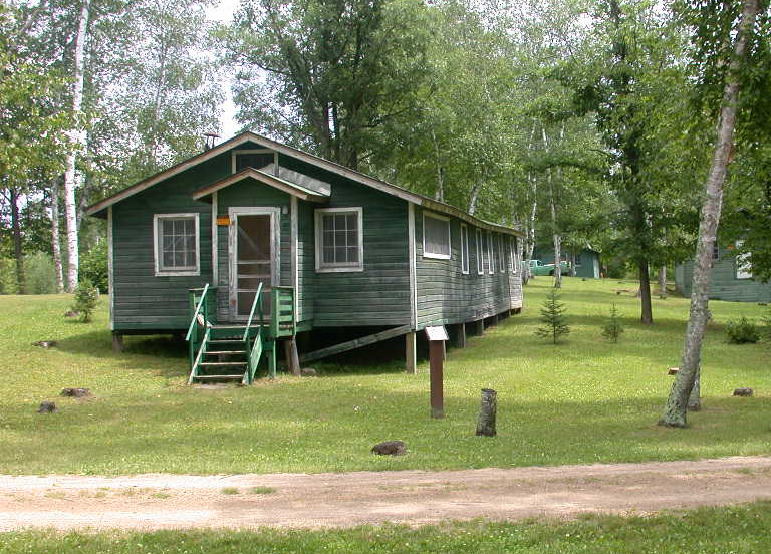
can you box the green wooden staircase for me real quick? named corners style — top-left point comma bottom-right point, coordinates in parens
top-left (186, 285), bottom-right (295, 385)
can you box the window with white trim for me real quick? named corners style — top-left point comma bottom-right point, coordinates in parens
top-left (735, 240), bottom-right (752, 279)
top-left (423, 212), bottom-right (451, 259)
top-left (498, 234), bottom-right (506, 272)
top-left (509, 236), bottom-right (518, 273)
top-left (315, 208), bottom-right (363, 272)
top-left (460, 224), bottom-right (469, 274)
top-left (476, 229), bottom-right (484, 275)
top-left (154, 213), bottom-right (199, 276)
top-left (487, 232), bottom-right (494, 274)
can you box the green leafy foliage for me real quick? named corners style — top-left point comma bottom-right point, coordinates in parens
top-left (79, 242), bottom-right (107, 293)
top-left (70, 279), bottom-right (99, 322)
top-left (762, 308), bottom-right (771, 341)
top-left (535, 288), bottom-right (570, 343)
top-left (724, 316), bottom-right (760, 344)
top-left (601, 302), bottom-right (624, 343)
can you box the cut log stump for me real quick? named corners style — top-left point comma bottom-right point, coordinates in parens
top-left (733, 388), bottom-right (753, 397)
top-left (371, 441), bottom-right (407, 456)
top-left (475, 388), bottom-right (497, 437)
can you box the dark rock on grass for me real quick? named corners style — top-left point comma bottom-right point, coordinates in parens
top-left (32, 340), bottom-right (58, 349)
top-left (60, 387), bottom-right (91, 398)
top-left (371, 440), bottom-right (407, 456)
top-left (300, 367), bottom-right (317, 376)
top-left (733, 388), bottom-right (754, 397)
top-left (37, 401), bottom-right (58, 413)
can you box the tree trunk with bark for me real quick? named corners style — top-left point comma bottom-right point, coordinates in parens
top-left (638, 261), bottom-right (653, 323)
top-left (658, 265), bottom-right (667, 298)
top-left (63, 0), bottom-right (90, 292)
top-left (660, 0), bottom-right (758, 428)
top-left (50, 179), bottom-right (64, 293)
top-left (10, 188), bottom-right (25, 294)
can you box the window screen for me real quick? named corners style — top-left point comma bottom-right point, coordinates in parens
top-left (235, 153), bottom-right (274, 173)
top-left (487, 232), bottom-right (494, 274)
top-left (498, 234), bottom-right (505, 272)
top-left (476, 229), bottom-right (484, 274)
top-left (424, 214), bottom-right (451, 258)
top-left (156, 215), bottom-right (197, 272)
top-left (461, 225), bottom-right (469, 274)
top-left (510, 237), bottom-right (518, 273)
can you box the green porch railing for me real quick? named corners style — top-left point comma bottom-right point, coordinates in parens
top-left (270, 286), bottom-right (296, 338)
top-left (243, 283), bottom-right (264, 385)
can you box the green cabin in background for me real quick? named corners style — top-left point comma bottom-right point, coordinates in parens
top-left (675, 244), bottom-right (771, 303)
top-left (531, 246), bottom-right (601, 279)
top-left (86, 132), bottom-right (524, 380)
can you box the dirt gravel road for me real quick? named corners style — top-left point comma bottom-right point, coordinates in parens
top-left (2, 456), bottom-right (771, 531)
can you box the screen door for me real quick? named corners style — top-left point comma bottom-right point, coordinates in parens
top-left (230, 210), bottom-right (277, 320)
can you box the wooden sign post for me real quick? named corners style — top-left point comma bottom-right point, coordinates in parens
top-left (425, 325), bottom-right (448, 419)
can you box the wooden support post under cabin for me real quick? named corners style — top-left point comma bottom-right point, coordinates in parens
top-left (284, 338), bottom-right (300, 375)
top-left (474, 319), bottom-right (484, 336)
top-left (297, 330), bottom-right (311, 354)
top-left (455, 322), bottom-right (467, 348)
top-left (112, 333), bottom-right (123, 352)
top-left (490, 313), bottom-right (499, 326)
top-left (406, 331), bottom-right (417, 374)
top-left (442, 340), bottom-right (447, 360)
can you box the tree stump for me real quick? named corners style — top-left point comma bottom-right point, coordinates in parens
top-left (733, 387), bottom-right (753, 397)
top-left (37, 401), bottom-right (57, 413)
top-left (60, 387), bottom-right (91, 397)
top-left (668, 367), bottom-right (679, 375)
top-left (475, 388), bottom-right (497, 437)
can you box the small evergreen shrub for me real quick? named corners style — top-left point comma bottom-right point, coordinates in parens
top-left (71, 279), bottom-right (100, 322)
top-left (724, 316), bottom-right (760, 344)
top-left (535, 289), bottom-right (570, 344)
top-left (602, 303), bottom-right (624, 343)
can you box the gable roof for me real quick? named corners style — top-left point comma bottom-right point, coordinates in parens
top-left (85, 131), bottom-right (523, 236)
top-left (192, 167), bottom-right (329, 204)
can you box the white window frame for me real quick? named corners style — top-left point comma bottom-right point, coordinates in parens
top-left (735, 240), bottom-right (752, 279)
top-left (153, 213), bottom-right (200, 277)
top-left (460, 224), bottom-right (470, 275)
top-left (476, 228), bottom-right (484, 275)
top-left (509, 236), bottom-right (518, 273)
top-left (231, 149), bottom-right (278, 175)
top-left (487, 231), bottom-right (494, 274)
top-left (314, 207), bottom-right (364, 273)
top-left (423, 212), bottom-right (451, 260)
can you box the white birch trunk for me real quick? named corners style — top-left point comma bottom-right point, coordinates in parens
top-left (660, 0), bottom-right (758, 427)
top-left (50, 180), bottom-right (64, 293)
top-left (63, 0), bottom-right (90, 292)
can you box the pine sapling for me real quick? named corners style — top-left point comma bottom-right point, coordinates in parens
top-left (535, 289), bottom-right (570, 344)
top-left (602, 303), bottom-right (624, 343)
top-left (71, 279), bottom-right (99, 322)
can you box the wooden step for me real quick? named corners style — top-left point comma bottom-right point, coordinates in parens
top-left (194, 374), bottom-right (244, 380)
top-left (200, 361), bottom-right (247, 366)
top-left (208, 339), bottom-right (243, 343)
top-left (205, 350), bottom-right (246, 355)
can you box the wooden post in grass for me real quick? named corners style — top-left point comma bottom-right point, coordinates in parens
top-left (476, 388), bottom-right (497, 437)
top-left (112, 332), bottom-right (123, 352)
top-left (425, 326), bottom-right (448, 419)
top-left (406, 331), bottom-right (417, 374)
top-left (284, 338), bottom-right (300, 375)
top-left (455, 323), bottom-right (467, 348)
top-left (474, 319), bottom-right (484, 336)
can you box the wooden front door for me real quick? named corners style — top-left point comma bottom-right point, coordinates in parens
top-left (229, 208), bottom-right (279, 321)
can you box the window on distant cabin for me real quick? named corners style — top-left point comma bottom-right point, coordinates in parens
top-left (487, 232), bottom-right (494, 274)
top-left (735, 240), bottom-right (752, 279)
top-left (154, 213), bottom-right (199, 276)
top-left (423, 212), bottom-right (451, 259)
top-left (460, 224), bottom-right (470, 274)
top-left (476, 229), bottom-right (484, 275)
top-left (315, 208), bottom-right (363, 272)
top-left (509, 236), bottom-right (518, 273)
top-left (232, 150), bottom-right (276, 174)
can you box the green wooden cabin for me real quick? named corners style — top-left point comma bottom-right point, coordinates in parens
top-left (675, 244), bottom-right (771, 303)
top-left (531, 246), bottom-right (601, 278)
top-left (87, 132), bottom-right (524, 382)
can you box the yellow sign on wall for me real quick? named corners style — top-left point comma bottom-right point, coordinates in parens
top-left (216, 217), bottom-right (230, 226)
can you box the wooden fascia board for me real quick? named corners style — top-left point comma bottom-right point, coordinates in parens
top-left (419, 199), bottom-right (524, 237)
top-left (191, 168), bottom-right (328, 203)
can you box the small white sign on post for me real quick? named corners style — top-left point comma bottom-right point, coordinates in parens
top-left (424, 325), bottom-right (449, 342)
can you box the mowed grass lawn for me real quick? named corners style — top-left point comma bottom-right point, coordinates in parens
top-left (1, 277), bottom-right (769, 475)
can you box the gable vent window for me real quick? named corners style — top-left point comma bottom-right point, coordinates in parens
top-left (154, 213), bottom-right (199, 276)
top-left (233, 150), bottom-right (276, 174)
top-left (315, 207), bottom-right (363, 272)
top-left (423, 212), bottom-right (451, 260)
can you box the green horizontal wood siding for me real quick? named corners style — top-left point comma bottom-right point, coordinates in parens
top-left (676, 246), bottom-right (771, 302)
top-left (111, 151), bottom-right (231, 330)
top-left (415, 207), bottom-right (522, 328)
